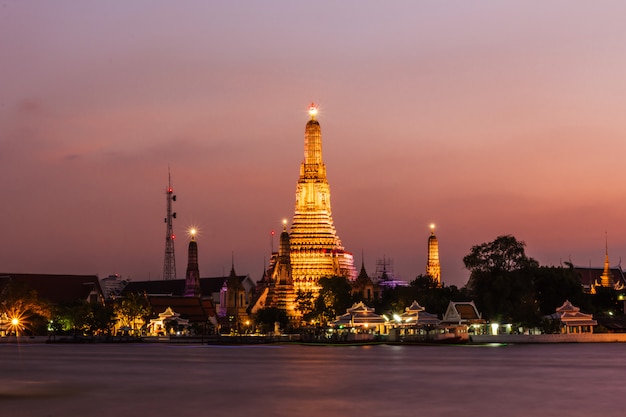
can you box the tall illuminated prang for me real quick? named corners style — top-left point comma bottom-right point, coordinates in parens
top-left (184, 228), bottom-right (201, 297)
top-left (426, 224), bottom-right (441, 286)
top-left (288, 103), bottom-right (356, 292)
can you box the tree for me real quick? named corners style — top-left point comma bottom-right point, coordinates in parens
top-left (408, 275), bottom-right (466, 317)
top-left (463, 235), bottom-right (538, 275)
top-left (52, 301), bottom-right (116, 337)
top-left (83, 303), bottom-right (116, 336)
top-left (255, 307), bottom-right (289, 333)
top-left (311, 276), bottom-right (353, 325)
top-left (52, 301), bottom-right (88, 336)
top-left (0, 280), bottom-right (51, 335)
top-left (463, 235), bottom-right (541, 325)
top-left (114, 293), bottom-right (151, 335)
top-left (533, 265), bottom-right (584, 315)
top-left (295, 290), bottom-right (315, 322)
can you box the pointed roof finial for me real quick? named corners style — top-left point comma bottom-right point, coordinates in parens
top-left (308, 102), bottom-right (318, 120)
top-left (230, 251), bottom-right (236, 275)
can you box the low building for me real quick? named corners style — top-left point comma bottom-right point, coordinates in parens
top-left (549, 300), bottom-right (597, 334)
top-left (120, 270), bottom-right (255, 333)
top-left (399, 300), bottom-right (440, 327)
top-left (331, 302), bottom-right (387, 339)
top-left (441, 301), bottom-right (484, 326)
top-left (147, 295), bottom-right (217, 334)
top-left (387, 300), bottom-right (442, 342)
top-left (0, 273), bottom-right (104, 305)
top-left (147, 307), bottom-right (190, 336)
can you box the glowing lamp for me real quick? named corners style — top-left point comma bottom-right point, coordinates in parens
top-left (308, 103), bottom-right (318, 118)
top-left (11, 318), bottom-right (19, 326)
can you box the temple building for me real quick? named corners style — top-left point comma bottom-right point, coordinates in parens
top-left (426, 224), bottom-right (441, 286)
top-left (249, 220), bottom-right (299, 321)
top-left (121, 264), bottom-right (255, 333)
top-left (288, 104), bottom-right (356, 293)
top-left (572, 237), bottom-right (626, 293)
top-left (220, 263), bottom-right (254, 330)
top-left (351, 259), bottom-right (380, 303)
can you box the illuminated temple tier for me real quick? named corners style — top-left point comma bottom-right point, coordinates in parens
top-left (426, 224), bottom-right (441, 286)
top-left (289, 104), bottom-right (357, 292)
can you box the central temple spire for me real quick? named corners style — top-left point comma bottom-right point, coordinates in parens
top-left (289, 103), bottom-right (356, 293)
top-left (304, 103), bottom-right (323, 168)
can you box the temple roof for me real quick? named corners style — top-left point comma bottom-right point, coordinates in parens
top-left (121, 275), bottom-right (249, 298)
top-left (547, 300), bottom-right (597, 327)
top-left (0, 273), bottom-right (103, 304)
top-left (442, 301), bottom-right (484, 324)
top-left (405, 300), bottom-right (426, 313)
top-left (555, 300), bottom-right (580, 313)
top-left (398, 300), bottom-right (440, 326)
top-left (332, 302), bottom-right (386, 326)
top-left (148, 295), bottom-right (216, 322)
top-left (573, 266), bottom-right (626, 289)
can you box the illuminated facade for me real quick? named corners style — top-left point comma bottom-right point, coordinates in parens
top-left (426, 224), bottom-right (441, 285)
top-left (289, 104), bottom-right (356, 293)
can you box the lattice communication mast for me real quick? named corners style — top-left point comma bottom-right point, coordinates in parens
top-left (163, 170), bottom-right (177, 280)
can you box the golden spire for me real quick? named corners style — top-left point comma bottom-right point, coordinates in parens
top-left (599, 232), bottom-right (614, 288)
top-left (426, 224), bottom-right (441, 286)
top-left (308, 102), bottom-right (318, 120)
top-left (289, 103), bottom-right (356, 293)
top-left (304, 103), bottom-right (323, 169)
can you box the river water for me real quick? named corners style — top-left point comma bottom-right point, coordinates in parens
top-left (1, 342), bottom-right (625, 417)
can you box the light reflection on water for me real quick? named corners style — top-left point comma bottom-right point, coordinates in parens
top-left (1, 343), bottom-right (625, 417)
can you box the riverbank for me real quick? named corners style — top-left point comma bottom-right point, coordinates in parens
top-left (5, 333), bottom-right (626, 345)
top-left (471, 333), bottom-right (626, 343)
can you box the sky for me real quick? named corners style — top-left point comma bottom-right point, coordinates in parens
top-left (2, 1), bottom-right (626, 287)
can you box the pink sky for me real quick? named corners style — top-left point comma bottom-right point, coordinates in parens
top-left (2, 2), bottom-right (626, 287)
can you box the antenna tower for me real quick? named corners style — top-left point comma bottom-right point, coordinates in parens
top-left (163, 169), bottom-right (177, 280)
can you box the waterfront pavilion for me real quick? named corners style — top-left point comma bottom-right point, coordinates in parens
top-left (552, 300), bottom-right (597, 334)
top-left (332, 302), bottom-right (387, 336)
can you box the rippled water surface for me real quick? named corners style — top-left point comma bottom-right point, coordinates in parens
top-left (1, 342), bottom-right (625, 417)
